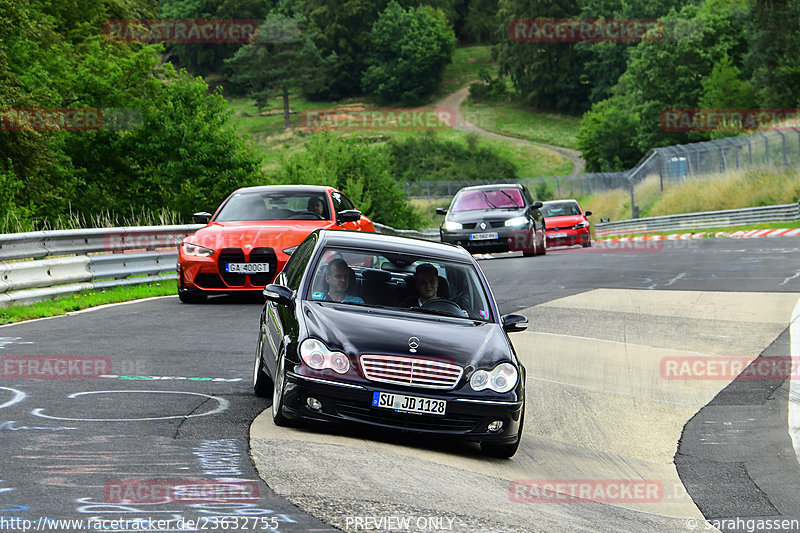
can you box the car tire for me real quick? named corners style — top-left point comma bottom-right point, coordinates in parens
top-left (272, 351), bottom-right (292, 427)
top-left (522, 230), bottom-right (537, 257)
top-left (253, 331), bottom-right (273, 397)
top-left (536, 233), bottom-right (547, 256)
top-left (480, 407), bottom-right (524, 459)
top-left (582, 240), bottom-right (592, 248)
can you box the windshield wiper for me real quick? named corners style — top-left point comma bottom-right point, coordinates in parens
top-left (481, 191), bottom-right (499, 209)
top-left (408, 306), bottom-right (463, 318)
top-left (498, 190), bottom-right (523, 208)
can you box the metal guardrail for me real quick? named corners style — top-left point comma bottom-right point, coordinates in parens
top-left (594, 201), bottom-right (800, 237)
top-left (0, 223), bottom-right (435, 307)
top-left (0, 225), bottom-right (202, 307)
top-left (372, 223), bottom-right (439, 241)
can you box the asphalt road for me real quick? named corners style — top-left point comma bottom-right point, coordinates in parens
top-left (0, 236), bottom-right (799, 532)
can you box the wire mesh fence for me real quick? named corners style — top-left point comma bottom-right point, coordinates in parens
top-left (403, 129), bottom-right (800, 216)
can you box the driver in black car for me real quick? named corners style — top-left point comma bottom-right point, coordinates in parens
top-left (403, 263), bottom-right (439, 307)
top-left (401, 263), bottom-right (468, 317)
top-left (307, 197), bottom-right (326, 217)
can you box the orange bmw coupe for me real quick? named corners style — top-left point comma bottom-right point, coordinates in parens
top-left (177, 185), bottom-right (375, 303)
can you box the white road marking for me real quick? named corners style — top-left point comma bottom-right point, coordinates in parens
top-left (665, 272), bottom-right (687, 286)
top-left (789, 296), bottom-right (800, 464)
top-left (0, 387), bottom-right (26, 410)
top-left (31, 390), bottom-right (229, 422)
top-left (781, 271), bottom-right (800, 286)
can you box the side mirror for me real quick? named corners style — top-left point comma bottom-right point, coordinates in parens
top-left (263, 284), bottom-right (294, 307)
top-left (436, 207), bottom-right (448, 215)
top-left (501, 313), bottom-right (528, 333)
top-left (192, 212), bottom-right (212, 225)
top-left (585, 210), bottom-right (593, 216)
top-left (337, 209), bottom-right (362, 224)
top-left (531, 201), bottom-right (543, 209)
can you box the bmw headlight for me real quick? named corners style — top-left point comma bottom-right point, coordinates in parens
top-left (504, 216), bottom-right (528, 227)
top-left (442, 220), bottom-right (462, 231)
top-left (299, 338), bottom-right (350, 374)
top-left (181, 242), bottom-right (214, 257)
top-left (470, 363), bottom-right (518, 393)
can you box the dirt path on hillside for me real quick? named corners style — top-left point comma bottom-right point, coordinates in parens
top-left (436, 85), bottom-right (585, 175)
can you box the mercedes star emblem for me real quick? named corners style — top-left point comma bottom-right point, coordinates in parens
top-left (408, 337), bottom-right (420, 352)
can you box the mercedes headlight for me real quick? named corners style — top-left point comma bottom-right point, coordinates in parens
top-left (470, 363), bottom-right (518, 393)
top-left (299, 338), bottom-right (350, 374)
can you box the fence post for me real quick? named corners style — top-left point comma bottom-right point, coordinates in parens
top-left (757, 131), bottom-right (770, 166)
top-left (777, 130), bottom-right (788, 169)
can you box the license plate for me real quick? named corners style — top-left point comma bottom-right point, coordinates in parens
top-left (225, 263), bottom-right (269, 273)
top-left (372, 391), bottom-right (446, 416)
top-left (548, 232), bottom-right (567, 238)
top-left (469, 232), bottom-right (498, 241)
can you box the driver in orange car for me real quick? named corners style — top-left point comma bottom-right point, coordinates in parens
top-left (307, 197), bottom-right (326, 217)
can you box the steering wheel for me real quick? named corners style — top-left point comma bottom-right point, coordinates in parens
top-left (290, 211), bottom-right (326, 220)
top-left (421, 298), bottom-right (465, 317)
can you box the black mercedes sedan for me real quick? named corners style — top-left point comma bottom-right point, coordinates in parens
top-left (253, 229), bottom-right (528, 458)
top-left (437, 183), bottom-right (546, 256)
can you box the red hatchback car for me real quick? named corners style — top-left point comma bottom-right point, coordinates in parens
top-left (177, 185), bottom-right (375, 303)
top-left (540, 199), bottom-right (592, 248)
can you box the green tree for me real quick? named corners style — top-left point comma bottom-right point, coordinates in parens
top-left (361, 2), bottom-right (456, 104)
top-left (495, 0), bottom-right (588, 113)
top-left (225, 13), bottom-right (328, 127)
top-left (159, 0), bottom-right (273, 76)
top-left (744, 0), bottom-right (800, 107)
top-left (577, 96), bottom-right (642, 171)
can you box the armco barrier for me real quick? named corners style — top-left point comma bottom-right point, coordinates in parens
top-left (0, 223), bottom-right (435, 307)
top-left (594, 201), bottom-right (800, 237)
top-left (0, 225), bottom-right (202, 307)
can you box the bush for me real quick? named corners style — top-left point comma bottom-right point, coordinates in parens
top-left (272, 133), bottom-right (423, 229)
top-left (385, 132), bottom-right (517, 182)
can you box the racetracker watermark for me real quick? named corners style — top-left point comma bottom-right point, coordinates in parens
top-left (104, 480), bottom-right (259, 504)
top-left (1, 108), bottom-right (142, 131)
top-left (509, 18), bottom-right (663, 42)
top-left (1, 356), bottom-right (111, 379)
top-left (104, 19), bottom-right (258, 43)
top-left (660, 356), bottom-right (798, 381)
top-left (509, 479), bottom-right (663, 503)
top-left (301, 108), bottom-right (457, 131)
top-left (660, 108), bottom-right (800, 133)
top-left (344, 515), bottom-right (457, 531)
top-left (104, 231), bottom-right (187, 252)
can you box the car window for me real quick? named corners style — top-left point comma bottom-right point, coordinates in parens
top-left (304, 246), bottom-right (494, 321)
top-left (541, 201), bottom-right (581, 217)
top-left (330, 190), bottom-right (355, 212)
top-left (283, 236), bottom-right (316, 291)
top-left (214, 191), bottom-right (331, 221)
top-left (451, 188), bottom-right (524, 212)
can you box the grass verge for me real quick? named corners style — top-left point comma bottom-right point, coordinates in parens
top-left (461, 99), bottom-right (582, 150)
top-left (0, 281), bottom-right (176, 326)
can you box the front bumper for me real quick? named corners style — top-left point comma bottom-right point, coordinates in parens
top-left (440, 226), bottom-right (534, 254)
top-left (179, 248), bottom-right (285, 292)
top-left (546, 228), bottom-right (590, 247)
top-left (280, 371), bottom-right (524, 443)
